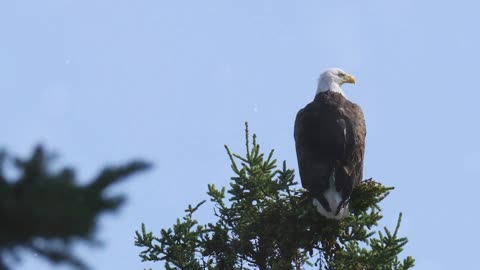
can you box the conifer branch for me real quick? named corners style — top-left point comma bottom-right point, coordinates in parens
top-left (135, 124), bottom-right (414, 269)
top-left (0, 145), bottom-right (150, 270)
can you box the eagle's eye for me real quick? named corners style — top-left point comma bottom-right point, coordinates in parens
top-left (338, 72), bottom-right (345, 77)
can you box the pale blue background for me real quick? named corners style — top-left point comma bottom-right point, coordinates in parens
top-left (1, 1), bottom-right (478, 269)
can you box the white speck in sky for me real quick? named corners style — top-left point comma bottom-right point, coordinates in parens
top-left (253, 105), bottom-right (259, 112)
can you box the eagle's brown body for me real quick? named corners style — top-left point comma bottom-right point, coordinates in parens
top-left (294, 91), bottom-right (366, 218)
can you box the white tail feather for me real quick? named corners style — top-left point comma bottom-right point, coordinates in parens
top-left (312, 169), bottom-right (350, 220)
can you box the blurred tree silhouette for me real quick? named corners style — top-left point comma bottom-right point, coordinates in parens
top-left (0, 145), bottom-right (150, 270)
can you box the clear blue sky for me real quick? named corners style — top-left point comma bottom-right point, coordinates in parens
top-left (2, 1), bottom-right (479, 269)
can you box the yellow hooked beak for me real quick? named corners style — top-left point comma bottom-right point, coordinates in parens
top-left (342, 74), bottom-right (356, 84)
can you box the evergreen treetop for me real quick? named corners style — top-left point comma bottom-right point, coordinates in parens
top-left (135, 123), bottom-right (414, 269)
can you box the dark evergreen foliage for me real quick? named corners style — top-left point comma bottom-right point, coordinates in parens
top-left (135, 123), bottom-right (414, 269)
top-left (0, 145), bottom-right (150, 270)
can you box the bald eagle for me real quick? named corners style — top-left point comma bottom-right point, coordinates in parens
top-left (294, 68), bottom-right (366, 219)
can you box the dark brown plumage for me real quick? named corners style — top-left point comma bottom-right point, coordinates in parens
top-left (295, 91), bottom-right (366, 219)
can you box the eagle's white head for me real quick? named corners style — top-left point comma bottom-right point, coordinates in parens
top-left (316, 68), bottom-right (356, 97)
